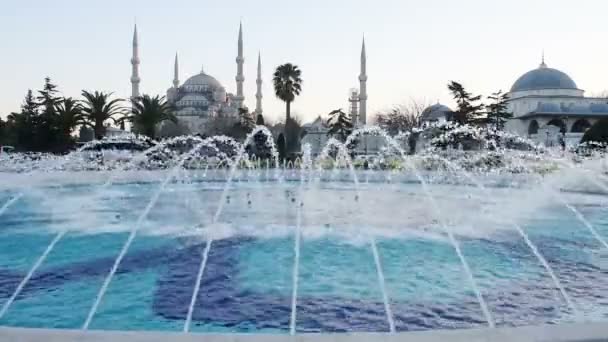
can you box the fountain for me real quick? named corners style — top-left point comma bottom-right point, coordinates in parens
top-left (1, 125), bottom-right (608, 340)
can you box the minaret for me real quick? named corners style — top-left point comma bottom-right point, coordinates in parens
top-left (235, 21), bottom-right (245, 108)
top-left (255, 52), bottom-right (263, 116)
top-left (358, 36), bottom-right (367, 126)
top-left (130, 24), bottom-right (141, 100)
top-left (349, 88), bottom-right (360, 125)
top-left (173, 52), bottom-right (179, 88)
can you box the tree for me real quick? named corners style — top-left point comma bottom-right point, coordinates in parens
top-left (8, 90), bottom-right (39, 151)
top-left (448, 81), bottom-right (484, 125)
top-left (226, 107), bottom-right (256, 141)
top-left (277, 133), bottom-right (287, 162)
top-left (37, 77), bottom-right (60, 115)
top-left (81, 90), bottom-right (124, 139)
top-left (0, 117), bottom-right (9, 146)
top-left (256, 114), bottom-right (265, 125)
top-left (327, 109), bottom-right (353, 142)
top-left (238, 107), bottom-right (255, 132)
top-left (273, 63), bottom-right (302, 152)
top-left (284, 117), bottom-right (304, 153)
top-left (375, 100), bottom-right (427, 135)
top-left (120, 95), bottom-right (176, 139)
top-left (273, 63), bottom-right (302, 123)
top-left (486, 90), bottom-right (513, 130)
top-left (36, 77), bottom-right (63, 151)
top-left (581, 118), bottom-right (608, 144)
top-left (55, 97), bottom-right (85, 149)
top-left (253, 114), bottom-right (271, 159)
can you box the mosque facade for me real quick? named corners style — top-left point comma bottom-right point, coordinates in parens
top-left (129, 23), bottom-right (264, 135)
top-left (504, 57), bottom-right (608, 146)
top-left (421, 57), bottom-right (608, 146)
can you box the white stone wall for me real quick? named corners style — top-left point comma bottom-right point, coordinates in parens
top-left (507, 96), bottom-right (602, 119)
top-left (509, 88), bottom-right (584, 100)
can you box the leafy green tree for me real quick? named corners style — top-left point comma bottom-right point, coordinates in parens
top-left (120, 95), bottom-right (176, 139)
top-left (81, 90), bottom-right (124, 139)
top-left (327, 109), bottom-right (353, 142)
top-left (486, 90), bottom-right (512, 130)
top-left (448, 81), bottom-right (484, 125)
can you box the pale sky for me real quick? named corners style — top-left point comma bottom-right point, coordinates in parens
top-left (1, 0), bottom-right (607, 123)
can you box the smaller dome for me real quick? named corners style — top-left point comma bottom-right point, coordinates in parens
top-left (421, 103), bottom-right (452, 121)
top-left (183, 70), bottom-right (223, 89)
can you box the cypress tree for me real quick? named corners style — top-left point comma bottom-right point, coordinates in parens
top-left (486, 90), bottom-right (513, 130)
top-left (277, 133), bottom-right (286, 162)
top-left (448, 81), bottom-right (484, 125)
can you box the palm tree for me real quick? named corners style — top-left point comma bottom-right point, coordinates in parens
top-left (81, 90), bottom-right (124, 139)
top-left (273, 63), bottom-right (302, 123)
top-left (55, 97), bottom-right (85, 137)
top-left (120, 95), bottom-right (177, 139)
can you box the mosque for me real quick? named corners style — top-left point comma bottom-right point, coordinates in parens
top-left (421, 56), bottom-right (608, 146)
top-left (129, 23), bottom-right (264, 135)
top-left (129, 21), bottom-right (607, 148)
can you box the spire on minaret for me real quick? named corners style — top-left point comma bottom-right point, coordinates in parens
top-left (235, 21), bottom-right (245, 108)
top-left (358, 35), bottom-right (368, 126)
top-left (130, 23), bottom-right (141, 100)
top-left (255, 51), bottom-right (263, 116)
top-left (173, 52), bottom-right (179, 88)
top-left (540, 49), bottom-right (547, 68)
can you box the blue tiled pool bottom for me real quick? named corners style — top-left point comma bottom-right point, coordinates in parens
top-left (1, 180), bottom-right (608, 333)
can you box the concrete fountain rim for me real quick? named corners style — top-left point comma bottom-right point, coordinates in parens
top-left (1, 322), bottom-right (608, 342)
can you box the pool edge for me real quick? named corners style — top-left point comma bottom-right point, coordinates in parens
top-left (1, 322), bottom-right (608, 341)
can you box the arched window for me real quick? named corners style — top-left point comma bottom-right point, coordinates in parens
top-left (571, 119), bottom-right (591, 133)
top-left (528, 120), bottom-right (539, 135)
top-left (547, 118), bottom-right (566, 133)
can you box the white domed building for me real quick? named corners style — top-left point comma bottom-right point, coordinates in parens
top-left (129, 23), bottom-right (265, 135)
top-left (166, 66), bottom-right (239, 133)
top-left (420, 103), bottom-right (454, 125)
top-left (505, 58), bottom-right (608, 146)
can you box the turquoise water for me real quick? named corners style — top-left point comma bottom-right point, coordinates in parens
top-left (1, 177), bottom-right (608, 332)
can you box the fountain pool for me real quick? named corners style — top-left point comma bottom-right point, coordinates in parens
top-left (1, 168), bottom-right (608, 334)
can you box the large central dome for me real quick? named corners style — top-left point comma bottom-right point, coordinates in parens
top-left (183, 69), bottom-right (223, 89)
top-left (511, 63), bottom-right (578, 92)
